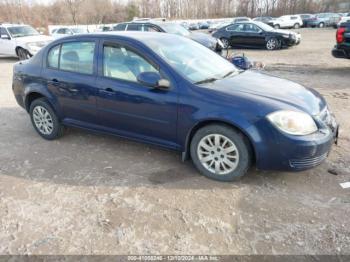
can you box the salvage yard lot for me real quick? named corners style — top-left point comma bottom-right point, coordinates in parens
top-left (0, 28), bottom-right (350, 254)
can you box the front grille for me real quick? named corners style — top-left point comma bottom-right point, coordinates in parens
top-left (289, 153), bottom-right (328, 169)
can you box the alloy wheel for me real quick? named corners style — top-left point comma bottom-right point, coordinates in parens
top-left (220, 38), bottom-right (229, 49)
top-left (266, 39), bottom-right (277, 50)
top-left (197, 134), bottom-right (239, 175)
top-left (32, 106), bottom-right (54, 135)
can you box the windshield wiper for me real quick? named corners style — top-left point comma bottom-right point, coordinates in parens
top-left (195, 77), bottom-right (218, 85)
top-left (222, 70), bottom-right (237, 79)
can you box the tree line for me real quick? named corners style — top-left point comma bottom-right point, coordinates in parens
top-left (0, 0), bottom-right (347, 31)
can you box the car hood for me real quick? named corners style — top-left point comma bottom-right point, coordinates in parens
top-left (15, 35), bottom-right (53, 45)
top-left (201, 70), bottom-right (326, 115)
top-left (188, 32), bottom-right (217, 46)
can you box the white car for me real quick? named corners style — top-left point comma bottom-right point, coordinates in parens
top-left (272, 15), bottom-right (303, 29)
top-left (0, 24), bottom-right (52, 60)
top-left (51, 27), bottom-right (88, 39)
top-left (337, 14), bottom-right (350, 28)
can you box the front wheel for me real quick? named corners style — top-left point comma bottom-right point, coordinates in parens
top-left (294, 23), bottom-right (300, 29)
top-left (319, 22), bottom-right (325, 28)
top-left (29, 98), bottom-right (64, 140)
top-left (274, 24), bottom-right (280, 29)
top-left (266, 38), bottom-right (279, 50)
top-left (17, 48), bottom-right (31, 61)
top-left (220, 38), bottom-right (230, 49)
top-left (190, 125), bottom-right (252, 182)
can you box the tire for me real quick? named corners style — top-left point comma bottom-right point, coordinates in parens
top-left (319, 22), bottom-right (324, 28)
top-left (274, 24), bottom-right (280, 29)
top-left (29, 98), bottom-right (64, 140)
top-left (190, 124), bottom-right (252, 182)
top-left (220, 38), bottom-right (230, 49)
top-left (17, 48), bottom-right (31, 61)
top-left (293, 23), bottom-right (300, 29)
top-left (266, 38), bottom-right (279, 50)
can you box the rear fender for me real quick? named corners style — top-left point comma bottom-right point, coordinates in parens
top-left (24, 83), bottom-right (63, 119)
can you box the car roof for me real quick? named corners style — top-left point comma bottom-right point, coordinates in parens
top-left (56, 31), bottom-right (182, 43)
top-left (1, 23), bottom-right (29, 27)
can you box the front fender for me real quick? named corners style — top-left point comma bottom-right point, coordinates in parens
top-left (180, 112), bottom-right (262, 163)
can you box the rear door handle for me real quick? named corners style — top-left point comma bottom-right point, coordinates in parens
top-left (49, 78), bottom-right (60, 86)
top-left (104, 87), bottom-right (114, 93)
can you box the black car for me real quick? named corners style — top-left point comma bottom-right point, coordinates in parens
top-left (114, 22), bottom-right (222, 52)
top-left (212, 21), bottom-right (301, 50)
top-left (253, 16), bottom-right (274, 26)
top-left (298, 14), bottom-right (316, 27)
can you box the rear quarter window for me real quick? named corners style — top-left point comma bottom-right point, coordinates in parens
top-left (47, 45), bottom-right (60, 69)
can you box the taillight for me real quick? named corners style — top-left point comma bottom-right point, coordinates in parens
top-left (336, 28), bottom-right (345, 43)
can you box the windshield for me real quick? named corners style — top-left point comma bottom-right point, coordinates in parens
top-left (160, 23), bottom-right (190, 37)
top-left (71, 28), bottom-right (87, 34)
top-left (7, 26), bottom-right (39, 38)
top-left (254, 21), bottom-right (274, 31)
top-left (143, 36), bottom-right (239, 83)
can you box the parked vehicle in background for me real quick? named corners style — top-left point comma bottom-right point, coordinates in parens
top-left (113, 22), bottom-right (223, 52)
top-left (208, 21), bottom-right (231, 33)
top-left (180, 22), bottom-right (189, 29)
top-left (307, 13), bottom-right (341, 28)
top-left (232, 17), bottom-right (251, 23)
top-left (253, 16), bottom-right (274, 26)
top-left (337, 14), bottom-right (350, 28)
top-left (272, 15), bottom-right (303, 29)
top-left (332, 22), bottom-right (350, 59)
top-left (12, 32), bottom-right (338, 181)
top-left (199, 22), bottom-right (209, 29)
top-left (212, 21), bottom-right (301, 50)
top-left (51, 27), bottom-right (88, 39)
top-left (189, 23), bottom-right (199, 30)
top-left (0, 24), bottom-right (52, 60)
top-left (298, 14), bottom-right (316, 27)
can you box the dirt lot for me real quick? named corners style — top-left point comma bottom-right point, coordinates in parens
top-left (0, 28), bottom-right (349, 255)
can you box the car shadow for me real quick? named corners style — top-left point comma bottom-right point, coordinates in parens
top-left (0, 106), bottom-right (304, 189)
top-left (0, 57), bottom-right (18, 63)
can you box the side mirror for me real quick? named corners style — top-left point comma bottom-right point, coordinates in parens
top-left (1, 34), bottom-right (10, 40)
top-left (137, 72), bottom-right (170, 89)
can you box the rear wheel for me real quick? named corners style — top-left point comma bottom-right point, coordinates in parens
top-left (29, 98), bottom-right (64, 140)
top-left (266, 38), bottom-right (279, 50)
top-left (220, 38), bottom-right (230, 49)
top-left (274, 24), bottom-right (280, 29)
top-left (293, 23), bottom-right (300, 29)
top-left (319, 22), bottom-right (325, 28)
top-left (17, 48), bottom-right (31, 61)
top-left (190, 125), bottom-right (252, 182)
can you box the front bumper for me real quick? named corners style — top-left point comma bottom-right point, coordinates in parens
top-left (254, 110), bottom-right (338, 172)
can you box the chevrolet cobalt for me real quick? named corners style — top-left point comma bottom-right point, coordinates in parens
top-left (12, 32), bottom-right (338, 181)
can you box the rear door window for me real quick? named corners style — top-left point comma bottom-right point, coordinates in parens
top-left (126, 24), bottom-right (141, 31)
top-left (47, 41), bottom-right (95, 74)
top-left (114, 24), bottom-right (127, 31)
top-left (60, 42), bottom-right (95, 74)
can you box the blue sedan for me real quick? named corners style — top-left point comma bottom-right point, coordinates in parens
top-left (12, 32), bottom-right (338, 181)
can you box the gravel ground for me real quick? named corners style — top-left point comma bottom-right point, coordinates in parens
top-left (0, 28), bottom-right (349, 255)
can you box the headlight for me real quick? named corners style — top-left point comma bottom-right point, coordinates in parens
top-left (267, 110), bottom-right (318, 136)
top-left (26, 42), bottom-right (46, 53)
